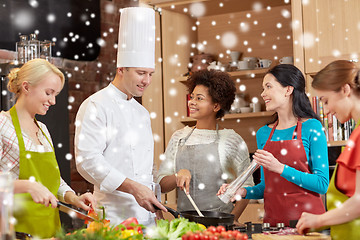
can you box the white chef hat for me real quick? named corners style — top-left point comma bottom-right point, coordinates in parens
top-left (117, 7), bottom-right (155, 69)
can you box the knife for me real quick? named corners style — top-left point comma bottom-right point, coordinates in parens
top-left (57, 201), bottom-right (96, 222)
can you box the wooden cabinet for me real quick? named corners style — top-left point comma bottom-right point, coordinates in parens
top-left (144, 0), bottom-right (293, 154)
top-left (301, 0), bottom-right (360, 74)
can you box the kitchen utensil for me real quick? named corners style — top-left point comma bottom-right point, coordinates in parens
top-left (183, 189), bottom-right (204, 217)
top-left (218, 161), bottom-right (259, 203)
top-left (154, 204), bottom-right (234, 227)
top-left (279, 56), bottom-right (294, 64)
top-left (259, 59), bottom-right (272, 68)
top-left (240, 107), bottom-right (252, 113)
top-left (57, 202), bottom-right (95, 222)
top-left (230, 51), bottom-right (241, 63)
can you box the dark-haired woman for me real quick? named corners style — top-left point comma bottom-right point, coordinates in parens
top-left (297, 60), bottom-right (360, 239)
top-left (157, 69), bottom-right (253, 224)
top-left (219, 64), bottom-right (329, 226)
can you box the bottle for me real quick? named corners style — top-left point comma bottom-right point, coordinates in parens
top-left (28, 33), bottom-right (40, 60)
top-left (40, 40), bottom-right (52, 62)
top-left (16, 35), bottom-right (28, 64)
top-left (218, 161), bottom-right (259, 203)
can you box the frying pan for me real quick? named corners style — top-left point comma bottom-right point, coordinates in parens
top-left (159, 205), bottom-right (234, 227)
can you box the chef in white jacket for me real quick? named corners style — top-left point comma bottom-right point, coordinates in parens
top-left (74, 7), bottom-right (166, 226)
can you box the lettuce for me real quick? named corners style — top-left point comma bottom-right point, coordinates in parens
top-left (146, 218), bottom-right (202, 240)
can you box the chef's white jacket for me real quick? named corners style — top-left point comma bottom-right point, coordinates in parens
top-left (75, 83), bottom-right (155, 226)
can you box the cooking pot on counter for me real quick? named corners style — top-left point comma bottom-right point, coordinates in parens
top-left (160, 205), bottom-right (234, 227)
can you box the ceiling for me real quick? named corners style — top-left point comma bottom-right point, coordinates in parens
top-left (141, 0), bottom-right (291, 17)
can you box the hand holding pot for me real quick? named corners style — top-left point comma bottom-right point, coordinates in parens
top-left (176, 169), bottom-right (191, 193)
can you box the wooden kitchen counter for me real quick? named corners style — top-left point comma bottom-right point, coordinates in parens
top-left (252, 232), bottom-right (331, 240)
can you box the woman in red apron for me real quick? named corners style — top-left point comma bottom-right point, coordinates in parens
top-left (157, 70), bottom-right (254, 224)
top-left (297, 60), bottom-right (360, 239)
top-left (1, 59), bottom-right (96, 238)
top-left (219, 64), bottom-right (329, 226)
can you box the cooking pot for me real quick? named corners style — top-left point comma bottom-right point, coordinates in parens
top-left (162, 205), bottom-right (234, 227)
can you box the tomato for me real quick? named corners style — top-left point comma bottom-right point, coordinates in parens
top-left (188, 234), bottom-right (195, 240)
top-left (242, 234), bottom-right (248, 240)
top-left (136, 226), bottom-right (143, 234)
top-left (207, 226), bottom-right (217, 234)
top-left (216, 225), bottom-right (226, 233)
top-left (182, 233), bottom-right (189, 240)
top-left (202, 234), bottom-right (209, 240)
top-left (209, 235), bottom-right (219, 240)
top-left (193, 233), bottom-right (200, 240)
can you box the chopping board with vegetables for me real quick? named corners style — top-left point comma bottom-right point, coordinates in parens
top-left (252, 232), bottom-right (331, 240)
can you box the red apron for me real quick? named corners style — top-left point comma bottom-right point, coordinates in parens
top-left (263, 120), bottom-right (325, 226)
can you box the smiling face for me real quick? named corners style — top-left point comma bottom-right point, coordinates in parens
top-left (316, 87), bottom-right (352, 124)
top-left (24, 72), bottom-right (62, 116)
top-left (118, 67), bottom-right (154, 99)
top-left (261, 73), bottom-right (292, 112)
top-left (188, 85), bottom-right (219, 120)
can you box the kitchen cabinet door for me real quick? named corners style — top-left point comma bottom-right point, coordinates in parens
top-left (302, 0), bottom-right (360, 74)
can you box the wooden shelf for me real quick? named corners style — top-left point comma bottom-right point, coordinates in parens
top-left (177, 68), bottom-right (269, 83)
top-left (180, 111), bottom-right (274, 124)
top-left (327, 140), bottom-right (347, 147)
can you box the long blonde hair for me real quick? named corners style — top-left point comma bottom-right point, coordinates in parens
top-left (7, 59), bottom-right (65, 99)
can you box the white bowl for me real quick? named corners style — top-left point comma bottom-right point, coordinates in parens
top-left (240, 107), bottom-right (252, 113)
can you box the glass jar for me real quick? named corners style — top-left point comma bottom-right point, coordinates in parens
top-left (40, 40), bottom-right (52, 62)
top-left (28, 34), bottom-right (40, 60)
top-left (16, 35), bottom-right (28, 64)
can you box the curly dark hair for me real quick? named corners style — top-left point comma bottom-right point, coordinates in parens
top-left (186, 69), bottom-right (236, 119)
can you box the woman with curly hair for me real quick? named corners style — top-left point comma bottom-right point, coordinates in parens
top-left (219, 64), bottom-right (329, 227)
top-left (157, 69), bottom-right (253, 224)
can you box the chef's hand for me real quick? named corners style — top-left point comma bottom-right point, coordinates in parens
top-left (296, 212), bottom-right (323, 234)
top-left (132, 182), bottom-right (168, 213)
top-left (253, 149), bottom-right (284, 174)
top-left (64, 192), bottom-right (97, 211)
top-left (176, 169), bottom-right (191, 193)
top-left (26, 181), bottom-right (58, 208)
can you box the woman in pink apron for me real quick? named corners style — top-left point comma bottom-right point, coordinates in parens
top-left (297, 60), bottom-right (360, 239)
top-left (0, 59), bottom-right (96, 238)
top-left (220, 64), bottom-right (329, 226)
top-left (157, 70), bottom-right (254, 224)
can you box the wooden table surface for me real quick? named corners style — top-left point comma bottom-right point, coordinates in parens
top-left (252, 233), bottom-right (331, 240)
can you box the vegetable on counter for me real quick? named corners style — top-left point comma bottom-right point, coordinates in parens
top-left (56, 215), bottom-right (144, 240)
top-left (146, 218), bottom-right (204, 240)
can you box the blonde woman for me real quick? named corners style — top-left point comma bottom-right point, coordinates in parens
top-left (0, 59), bottom-right (95, 238)
top-left (297, 60), bottom-right (360, 239)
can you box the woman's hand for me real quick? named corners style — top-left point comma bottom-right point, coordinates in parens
top-left (176, 169), bottom-right (191, 193)
top-left (27, 181), bottom-right (58, 208)
top-left (217, 184), bottom-right (247, 202)
top-left (253, 149), bottom-right (284, 174)
top-left (217, 183), bottom-right (229, 195)
top-left (296, 212), bottom-right (323, 234)
top-left (65, 192), bottom-right (97, 211)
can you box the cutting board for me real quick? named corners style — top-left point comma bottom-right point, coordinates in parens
top-left (252, 233), bottom-right (331, 240)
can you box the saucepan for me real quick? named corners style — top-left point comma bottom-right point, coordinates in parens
top-left (156, 205), bottom-right (234, 227)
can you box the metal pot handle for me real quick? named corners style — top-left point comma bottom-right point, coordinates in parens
top-left (153, 204), bottom-right (181, 218)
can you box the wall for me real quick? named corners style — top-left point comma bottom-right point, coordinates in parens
top-left (0, 0), bottom-right (139, 194)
